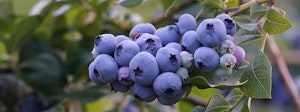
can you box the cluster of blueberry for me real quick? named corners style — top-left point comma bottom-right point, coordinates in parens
top-left (88, 13), bottom-right (246, 105)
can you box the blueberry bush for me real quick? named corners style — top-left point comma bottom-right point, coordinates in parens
top-left (0, 0), bottom-right (298, 111)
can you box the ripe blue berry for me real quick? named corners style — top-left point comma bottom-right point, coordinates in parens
top-left (154, 25), bottom-right (180, 46)
top-left (116, 35), bottom-right (130, 44)
top-left (196, 19), bottom-right (226, 48)
top-left (88, 61), bottom-right (106, 85)
top-left (194, 47), bottom-right (220, 72)
top-left (130, 83), bottom-right (156, 102)
top-left (176, 13), bottom-right (197, 35)
top-left (129, 23), bottom-right (156, 41)
top-left (233, 46), bottom-right (246, 69)
top-left (156, 47), bottom-right (181, 72)
top-left (182, 31), bottom-right (202, 53)
top-left (114, 40), bottom-right (140, 66)
top-left (153, 72), bottom-right (182, 98)
top-left (118, 67), bottom-right (132, 86)
top-left (180, 51), bottom-right (193, 68)
top-left (215, 13), bottom-right (236, 36)
top-left (129, 52), bottom-right (160, 86)
top-left (110, 81), bottom-right (129, 92)
top-left (136, 33), bottom-right (162, 56)
top-left (219, 40), bottom-right (236, 55)
top-left (157, 87), bottom-right (186, 105)
top-left (94, 34), bottom-right (117, 55)
top-left (93, 54), bottom-right (119, 83)
top-left (165, 42), bottom-right (182, 52)
top-left (220, 54), bottom-right (237, 69)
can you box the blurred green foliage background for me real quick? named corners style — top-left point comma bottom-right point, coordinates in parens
top-left (0, 0), bottom-right (299, 112)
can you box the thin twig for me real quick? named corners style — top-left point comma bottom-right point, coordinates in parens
top-left (183, 94), bottom-right (208, 107)
top-left (266, 35), bottom-right (300, 111)
top-left (227, 0), bottom-right (269, 16)
top-left (151, 0), bottom-right (197, 25)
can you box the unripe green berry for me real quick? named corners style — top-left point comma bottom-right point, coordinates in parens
top-left (180, 51), bottom-right (193, 68)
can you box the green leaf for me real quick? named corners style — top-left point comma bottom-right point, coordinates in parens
top-left (119, 0), bottom-right (143, 8)
top-left (225, 88), bottom-right (250, 112)
top-left (160, 0), bottom-right (178, 10)
top-left (191, 106), bottom-right (205, 112)
top-left (263, 9), bottom-right (292, 35)
top-left (233, 16), bottom-right (258, 31)
top-left (66, 86), bottom-right (105, 103)
top-left (203, 0), bottom-right (224, 10)
top-left (183, 85), bottom-right (192, 98)
top-left (225, 88), bottom-right (244, 105)
top-left (205, 94), bottom-right (232, 112)
top-left (7, 15), bottom-right (43, 53)
top-left (164, 0), bottom-right (185, 17)
top-left (234, 28), bottom-right (262, 45)
top-left (240, 97), bottom-right (250, 112)
top-left (250, 3), bottom-right (268, 19)
top-left (224, 0), bottom-right (239, 8)
top-left (240, 51), bottom-right (272, 98)
top-left (187, 76), bottom-right (247, 89)
top-left (20, 53), bottom-right (67, 95)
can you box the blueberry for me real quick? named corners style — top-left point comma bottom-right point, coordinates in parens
top-left (129, 52), bottom-right (160, 86)
top-left (196, 19), bottom-right (226, 48)
top-left (182, 31), bottom-right (202, 53)
top-left (212, 67), bottom-right (232, 83)
top-left (118, 67), bottom-right (133, 86)
top-left (94, 34), bottom-right (117, 55)
top-left (154, 25), bottom-right (180, 46)
top-left (165, 42), bottom-right (182, 52)
top-left (215, 13), bottom-right (236, 36)
top-left (175, 67), bottom-right (189, 81)
top-left (157, 86), bottom-right (186, 105)
top-left (114, 40), bottom-right (140, 66)
top-left (88, 61), bottom-right (106, 85)
top-left (156, 47), bottom-right (181, 72)
top-left (130, 83), bottom-right (156, 102)
top-left (20, 93), bottom-right (40, 112)
top-left (129, 23), bottom-right (156, 41)
top-left (225, 35), bottom-right (236, 44)
top-left (110, 81), bottom-right (129, 92)
top-left (194, 47), bottom-right (220, 72)
top-left (91, 47), bottom-right (99, 58)
top-left (233, 46), bottom-right (246, 69)
top-left (220, 54), bottom-right (237, 69)
top-left (93, 54), bottom-right (119, 83)
top-left (180, 51), bottom-right (193, 68)
top-left (219, 40), bottom-right (236, 55)
top-left (116, 35), bottom-right (130, 44)
top-left (20, 93), bottom-right (52, 112)
top-left (176, 13), bottom-right (197, 35)
top-left (153, 72), bottom-right (182, 98)
top-left (135, 33), bottom-right (162, 56)
top-left (120, 103), bottom-right (140, 112)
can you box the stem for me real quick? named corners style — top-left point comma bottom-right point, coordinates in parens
top-left (260, 33), bottom-right (268, 52)
top-left (266, 36), bottom-right (300, 111)
top-left (183, 94), bottom-right (208, 107)
top-left (228, 95), bottom-right (244, 111)
top-left (227, 0), bottom-right (268, 16)
top-left (151, 0), bottom-right (197, 25)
